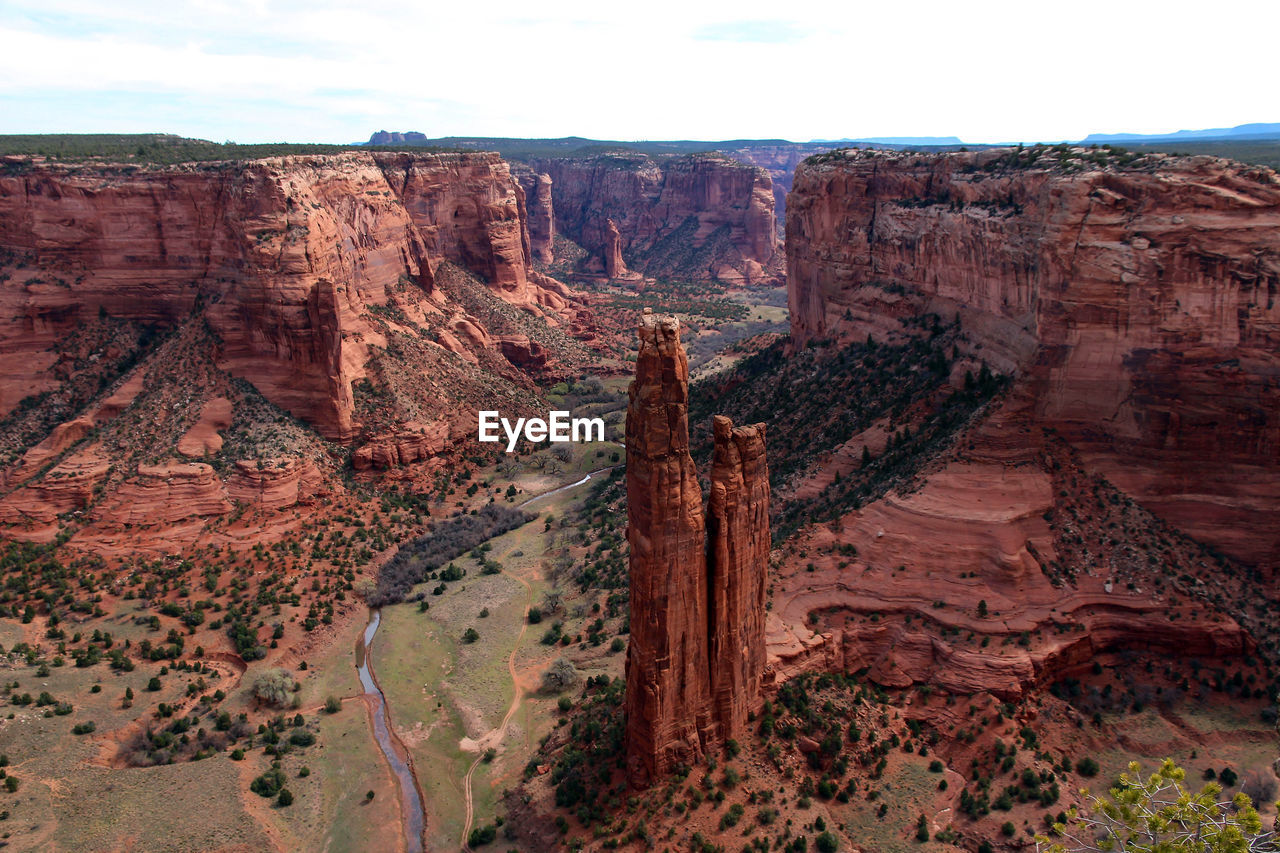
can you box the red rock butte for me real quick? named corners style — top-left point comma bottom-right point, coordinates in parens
top-left (625, 311), bottom-right (769, 786)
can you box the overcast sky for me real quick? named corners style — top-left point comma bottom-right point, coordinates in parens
top-left (1, 0), bottom-right (1274, 144)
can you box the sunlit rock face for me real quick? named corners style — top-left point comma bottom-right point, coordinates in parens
top-left (0, 151), bottom-right (569, 441)
top-left (787, 148), bottom-right (1280, 565)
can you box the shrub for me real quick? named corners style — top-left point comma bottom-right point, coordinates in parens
top-left (289, 730), bottom-right (315, 747)
top-left (250, 768), bottom-right (287, 798)
top-left (72, 721), bottom-right (96, 735)
top-left (539, 657), bottom-right (579, 694)
top-left (277, 788), bottom-right (293, 807)
top-left (467, 824), bottom-right (497, 846)
top-left (816, 832), bottom-right (839, 853)
top-left (1076, 757), bottom-right (1100, 777)
top-left (527, 607), bottom-right (543, 624)
top-left (251, 669), bottom-right (296, 708)
top-left (720, 803), bottom-right (745, 829)
top-left (1001, 822), bottom-right (1016, 837)
top-left (324, 696), bottom-right (341, 714)
top-left (462, 628), bottom-right (480, 644)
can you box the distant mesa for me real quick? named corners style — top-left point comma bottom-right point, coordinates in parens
top-left (367, 130), bottom-right (430, 146)
top-left (1082, 121), bottom-right (1280, 143)
top-left (808, 135), bottom-right (965, 145)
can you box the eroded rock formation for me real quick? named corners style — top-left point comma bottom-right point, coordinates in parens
top-left (351, 421), bottom-right (450, 471)
top-left (786, 148), bottom-right (1280, 565)
top-left (625, 313), bottom-right (713, 784)
top-left (603, 219), bottom-right (627, 279)
top-left (522, 171), bottom-right (556, 264)
top-left (531, 153), bottom-right (777, 284)
top-left (626, 314), bottom-right (769, 785)
top-left (0, 151), bottom-right (574, 442)
top-left (707, 416), bottom-right (770, 742)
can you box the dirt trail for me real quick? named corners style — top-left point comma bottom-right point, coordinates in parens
top-left (458, 468), bottom-right (615, 850)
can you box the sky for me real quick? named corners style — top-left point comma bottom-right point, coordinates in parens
top-left (1, 0), bottom-right (1275, 145)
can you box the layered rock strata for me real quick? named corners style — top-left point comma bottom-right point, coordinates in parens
top-left (531, 153), bottom-right (777, 284)
top-left (786, 148), bottom-right (1280, 565)
top-left (603, 219), bottom-right (628, 279)
top-left (0, 151), bottom-right (573, 442)
top-left (625, 313), bottom-right (713, 783)
top-left (514, 169), bottom-right (555, 264)
top-left (625, 314), bottom-right (769, 785)
top-left (707, 416), bottom-right (770, 742)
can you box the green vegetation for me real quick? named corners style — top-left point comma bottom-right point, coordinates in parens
top-left (250, 767), bottom-right (288, 798)
top-left (1129, 139), bottom-right (1280, 170)
top-left (690, 325), bottom-right (1007, 541)
top-left (251, 669), bottom-right (296, 708)
top-left (371, 504), bottom-right (532, 606)
top-left (0, 133), bottom-right (456, 166)
top-left (544, 675), bottom-right (625, 820)
top-left (1039, 760), bottom-right (1271, 852)
top-left (602, 278), bottom-right (750, 324)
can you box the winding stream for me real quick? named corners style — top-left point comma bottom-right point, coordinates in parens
top-left (359, 465), bottom-right (617, 852)
top-left (358, 610), bottom-right (425, 853)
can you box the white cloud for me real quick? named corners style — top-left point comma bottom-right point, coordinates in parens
top-left (0, 0), bottom-right (1275, 143)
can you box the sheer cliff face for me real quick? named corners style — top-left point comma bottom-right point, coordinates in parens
top-left (707, 416), bottom-right (769, 742)
top-left (531, 153), bottom-right (777, 284)
top-left (786, 149), bottom-right (1280, 563)
top-left (0, 151), bottom-right (562, 441)
top-left (625, 316), bottom-right (770, 785)
top-left (625, 314), bottom-right (713, 784)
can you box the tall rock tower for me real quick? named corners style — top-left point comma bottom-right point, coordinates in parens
top-left (625, 312), bottom-right (714, 784)
top-left (707, 415), bottom-right (770, 741)
top-left (625, 312), bottom-right (770, 786)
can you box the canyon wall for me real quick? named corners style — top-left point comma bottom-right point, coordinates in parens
top-left (723, 142), bottom-right (834, 228)
top-left (625, 314), bottom-right (770, 785)
top-left (530, 153), bottom-right (777, 284)
top-left (0, 151), bottom-right (569, 442)
top-left (786, 148), bottom-right (1280, 564)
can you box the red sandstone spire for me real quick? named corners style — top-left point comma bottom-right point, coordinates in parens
top-left (624, 311), bottom-right (713, 784)
top-left (707, 415), bottom-right (770, 741)
top-left (625, 312), bottom-right (771, 786)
